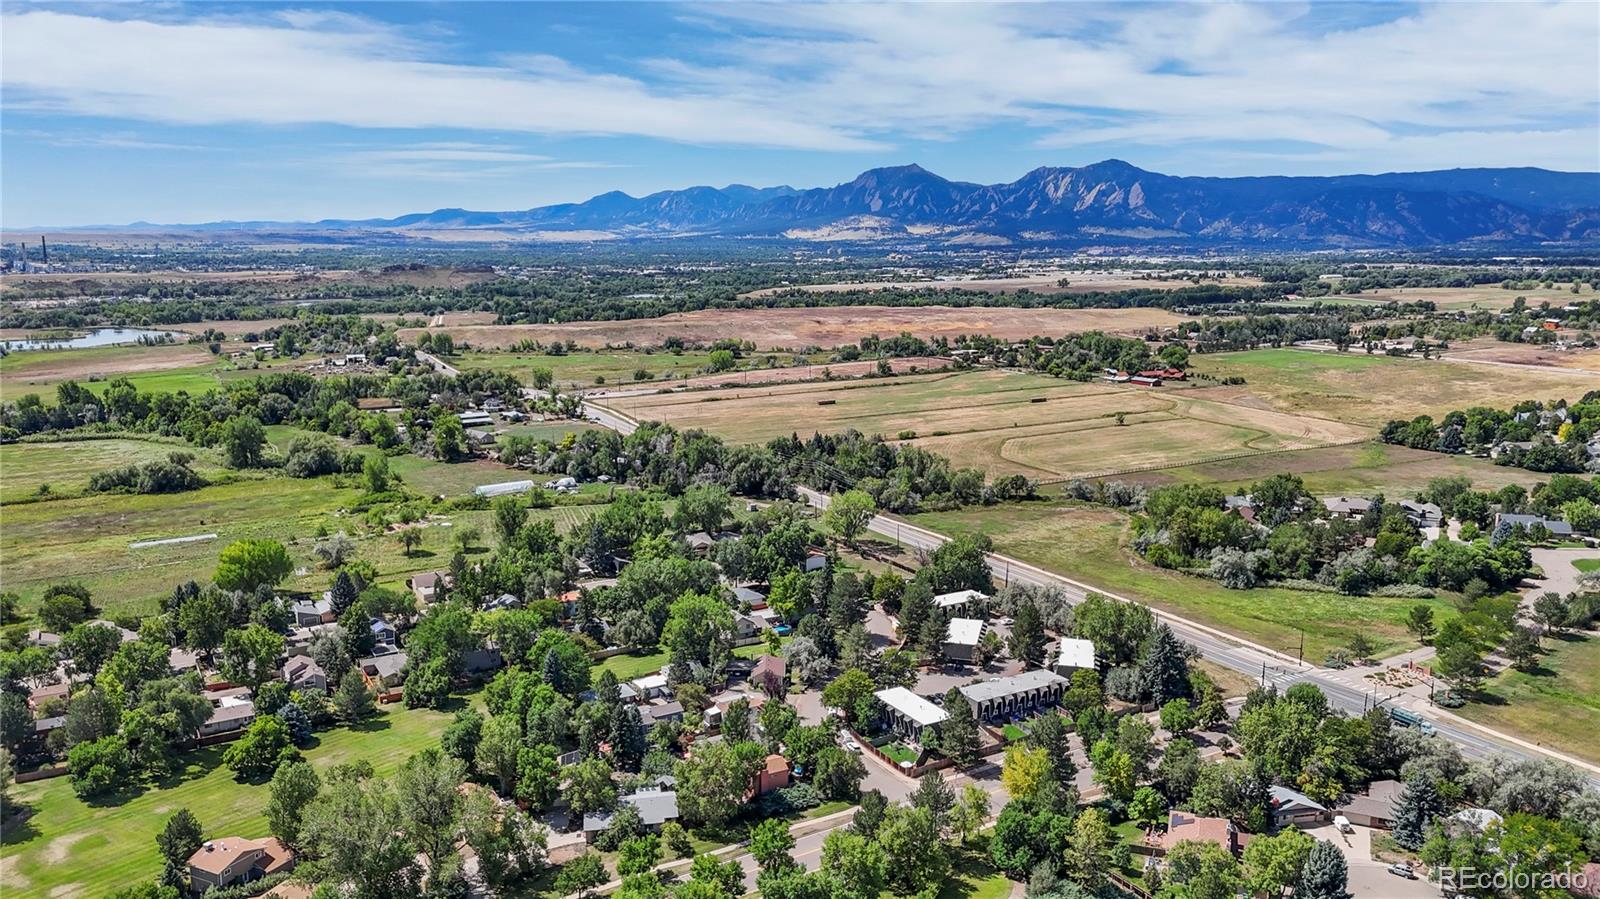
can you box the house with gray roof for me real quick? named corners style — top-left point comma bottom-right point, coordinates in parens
top-left (583, 789), bottom-right (680, 839)
top-left (956, 669), bottom-right (1068, 723)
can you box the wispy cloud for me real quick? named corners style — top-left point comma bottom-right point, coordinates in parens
top-left (1, 3), bottom-right (1596, 172)
top-left (6, 128), bottom-right (212, 151)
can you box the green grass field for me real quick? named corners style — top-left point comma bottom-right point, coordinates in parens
top-left (0, 343), bottom-right (293, 401)
top-left (910, 502), bottom-right (1453, 660)
top-left (0, 417), bottom-right (617, 619)
top-left (453, 349), bottom-right (771, 389)
top-left (1189, 349), bottom-right (1597, 427)
top-left (1, 700), bottom-right (460, 899)
top-left (1121, 442), bottom-right (1548, 498)
top-left (1457, 631), bottom-right (1600, 765)
top-left (1573, 558), bottom-right (1600, 574)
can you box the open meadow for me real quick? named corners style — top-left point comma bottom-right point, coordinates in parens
top-left (410, 304), bottom-right (1188, 351)
top-left (1456, 631), bottom-right (1600, 765)
top-left (598, 368), bottom-right (1371, 480)
top-left (1119, 441), bottom-right (1551, 497)
top-left (0, 342), bottom-right (303, 402)
top-left (0, 698), bottom-right (464, 899)
top-left (0, 432), bottom-right (605, 618)
top-left (1318, 282), bottom-right (1594, 311)
top-left (1187, 348), bottom-right (1598, 427)
top-left (909, 501), bottom-right (1453, 661)
top-left (737, 270), bottom-right (1263, 298)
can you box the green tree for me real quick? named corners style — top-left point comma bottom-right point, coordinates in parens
top-left (433, 414), bottom-right (467, 461)
top-left (824, 490), bottom-right (877, 547)
top-left (878, 805), bottom-right (947, 894)
top-left (332, 671), bottom-right (376, 723)
top-left (1137, 624), bottom-right (1191, 705)
top-left (811, 746), bottom-right (866, 801)
top-left (300, 763), bottom-right (421, 898)
top-left (1008, 602), bottom-right (1045, 666)
top-left (555, 853), bottom-right (608, 899)
top-left (61, 623), bottom-right (121, 676)
top-left (675, 741), bottom-right (764, 828)
top-left (267, 760), bottom-right (321, 848)
top-left (362, 454), bottom-right (392, 493)
top-left (156, 808), bottom-right (203, 868)
top-left (395, 748), bottom-right (467, 868)
top-left (220, 415), bottom-right (267, 468)
top-left (675, 484), bottom-right (733, 535)
top-left (938, 688), bottom-right (980, 765)
top-left (564, 757), bottom-right (619, 819)
top-left (1164, 839), bottom-right (1243, 899)
top-left (821, 669), bottom-right (875, 727)
top-left (820, 830), bottom-right (887, 897)
top-left (749, 818), bottom-right (797, 872)
top-left (1160, 698), bottom-right (1197, 735)
top-left (1242, 828), bottom-right (1314, 897)
top-left (950, 784), bottom-right (990, 845)
top-left (1295, 839), bottom-right (1351, 899)
top-left (221, 624), bottom-right (285, 691)
top-left (213, 539), bottom-right (293, 593)
top-left (1065, 807), bottom-right (1113, 891)
top-left (1002, 743), bottom-right (1052, 803)
top-left (1391, 775), bottom-right (1444, 850)
top-left (223, 716), bottom-right (298, 780)
top-left (1406, 604), bottom-right (1436, 641)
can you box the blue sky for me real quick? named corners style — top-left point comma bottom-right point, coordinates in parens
top-left (3, 1), bottom-right (1597, 226)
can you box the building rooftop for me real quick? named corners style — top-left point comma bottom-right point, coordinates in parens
top-left (957, 669), bottom-right (1068, 704)
top-left (946, 618), bottom-right (986, 646)
top-left (1053, 637), bottom-right (1096, 670)
top-left (933, 589), bottom-right (987, 609)
top-left (874, 686), bottom-right (948, 727)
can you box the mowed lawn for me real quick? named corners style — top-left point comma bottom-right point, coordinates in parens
top-left (1, 701), bottom-right (461, 899)
top-left (1457, 631), bottom-right (1600, 765)
top-left (910, 502), bottom-right (1452, 660)
top-left (1189, 349), bottom-right (1597, 427)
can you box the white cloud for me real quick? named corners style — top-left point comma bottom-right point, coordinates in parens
top-left (0, 9), bottom-right (882, 152)
top-left (2, 3), bottom-right (1597, 172)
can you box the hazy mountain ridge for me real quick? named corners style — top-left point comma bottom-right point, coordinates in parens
top-left (99, 161), bottom-right (1600, 246)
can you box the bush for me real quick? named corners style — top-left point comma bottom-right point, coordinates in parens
top-left (1373, 584), bottom-right (1436, 599)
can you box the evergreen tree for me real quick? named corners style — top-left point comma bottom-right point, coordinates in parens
top-left (329, 570), bottom-right (359, 617)
top-left (853, 789), bottom-right (888, 838)
top-left (541, 648), bottom-right (567, 694)
top-left (1137, 624), bottom-right (1191, 705)
top-left (156, 808), bottom-right (203, 868)
top-left (610, 705), bottom-right (647, 772)
top-left (1008, 603), bottom-right (1046, 665)
top-left (1296, 840), bottom-right (1352, 899)
top-left (909, 772), bottom-right (954, 835)
top-left (1391, 775), bottom-right (1445, 850)
top-left (938, 689), bottom-right (980, 766)
top-left (1027, 713), bottom-right (1077, 788)
top-left (277, 701), bottom-right (313, 746)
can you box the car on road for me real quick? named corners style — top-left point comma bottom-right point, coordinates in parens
top-left (844, 739), bottom-right (861, 753)
top-left (1387, 864), bottom-right (1417, 879)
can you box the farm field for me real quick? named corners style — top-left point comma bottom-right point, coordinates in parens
top-left (0, 342), bottom-right (307, 401)
top-left (1188, 348), bottom-right (1598, 427)
top-left (412, 304), bottom-right (1189, 351)
top-left (1456, 631), bottom-right (1600, 765)
top-left (1120, 442), bottom-right (1550, 498)
top-left (1443, 338), bottom-right (1600, 373)
top-left (1321, 283), bottom-right (1594, 311)
top-left (0, 699), bottom-right (462, 899)
top-left (909, 502), bottom-right (1452, 660)
top-left (0, 437), bottom-right (232, 503)
top-left (0, 433), bottom-right (605, 617)
top-left (453, 348), bottom-right (741, 389)
top-left (737, 271), bottom-right (1263, 298)
top-left (599, 369), bottom-right (1370, 480)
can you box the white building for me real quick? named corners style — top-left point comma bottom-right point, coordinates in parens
top-left (874, 686), bottom-right (947, 739)
top-left (1051, 638), bottom-right (1097, 675)
top-left (933, 589), bottom-right (988, 611)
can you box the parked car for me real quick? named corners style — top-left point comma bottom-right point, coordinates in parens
top-left (1387, 864), bottom-right (1417, 879)
top-left (844, 740), bottom-right (861, 753)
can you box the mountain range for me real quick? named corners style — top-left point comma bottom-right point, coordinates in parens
top-left (132, 160), bottom-right (1600, 247)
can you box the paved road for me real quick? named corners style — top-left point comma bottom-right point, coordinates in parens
top-left (415, 348), bottom-right (461, 377)
top-left (795, 487), bottom-right (1600, 787)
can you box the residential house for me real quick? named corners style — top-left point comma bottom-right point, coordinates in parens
top-left (751, 655), bottom-right (787, 693)
top-left (200, 689), bottom-right (256, 738)
top-left (1322, 496), bottom-right (1372, 519)
top-left (168, 647), bottom-right (200, 675)
top-left (187, 837), bottom-right (296, 892)
top-left (956, 669), bottom-right (1068, 723)
top-left (630, 673), bottom-right (671, 701)
top-left (357, 648), bottom-right (408, 690)
top-left (943, 618), bottom-right (986, 664)
top-left (685, 532), bottom-right (718, 557)
top-left (291, 596), bottom-right (335, 627)
top-left (408, 571), bottom-right (449, 605)
top-left (1336, 779), bottom-right (1403, 829)
top-left (583, 789), bottom-right (680, 840)
top-left (88, 619), bottom-right (138, 643)
top-left (1400, 500), bottom-right (1444, 528)
top-left (1269, 785), bottom-right (1331, 829)
top-left (462, 645), bottom-right (504, 675)
top-left (1495, 512), bottom-right (1575, 538)
top-left (640, 701), bottom-right (684, 729)
top-left (368, 618), bottom-right (399, 646)
top-left (732, 586), bottom-right (767, 606)
top-left (1154, 811), bottom-right (1240, 856)
top-left (754, 754), bottom-right (792, 795)
top-left (803, 554), bottom-right (828, 574)
top-left (284, 656), bottom-right (328, 693)
top-left (873, 687), bottom-right (947, 741)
